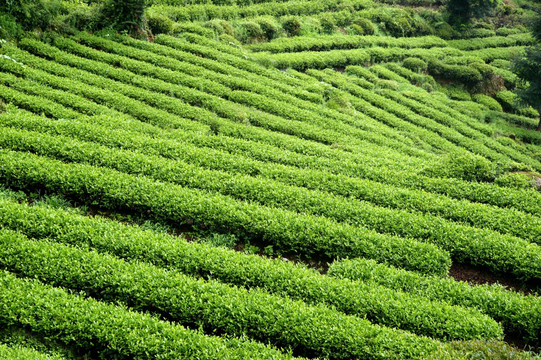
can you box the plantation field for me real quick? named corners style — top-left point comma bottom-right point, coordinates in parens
top-left (0, 0), bottom-right (540, 358)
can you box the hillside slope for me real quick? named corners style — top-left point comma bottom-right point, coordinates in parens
top-left (0, 0), bottom-right (540, 358)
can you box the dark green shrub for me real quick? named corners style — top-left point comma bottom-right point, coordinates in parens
top-left (433, 21), bottom-right (455, 39)
top-left (0, 14), bottom-right (23, 40)
top-left (443, 86), bottom-right (472, 101)
top-left (257, 17), bottom-right (278, 41)
top-left (147, 14), bottom-right (174, 35)
top-left (495, 90), bottom-right (539, 117)
top-left (101, 0), bottom-right (147, 33)
top-left (62, 3), bottom-right (103, 32)
top-left (402, 57), bottom-right (427, 72)
top-left (0, 0), bottom-right (61, 31)
top-left (282, 17), bottom-right (301, 37)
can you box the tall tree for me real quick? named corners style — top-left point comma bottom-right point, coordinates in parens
top-left (512, 12), bottom-right (541, 131)
top-left (446, 0), bottom-right (499, 25)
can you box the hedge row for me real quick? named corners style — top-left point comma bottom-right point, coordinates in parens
top-left (0, 269), bottom-right (294, 360)
top-left (0, 84), bottom-right (80, 120)
top-left (63, 34), bottom-right (401, 147)
top-left (0, 343), bottom-right (64, 360)
top-left (307, 69), bottom-right (478, 156)
top-left (384, 86), bottom-right (492, 136)
top-left (149, 0), bottom-right (372, 22)
top-left (328, 258), bottom-right (541, 345)
top-left (12, 41), bottom-right (430, 166)
top-left (0, 233), bottom-right (501, 347)
top-left (447, 33), bottom-right (534, 51)
top-left (247, 34), bottom-right (447, 53)
top-left (311, 68), bottom-right (541, 171)
top-left (103, 33), bottom-right (430, 158)
top-left (0, 51), bottom-right (210, 135)
top-left (467, 46), bottom-right (526, 62)
top-left (3, 125), bottom-right (541, 279)
top-left (0, 150), bottom-right (449, 275)
top-left (401, 89), bottom-right (541, 159)
top-left (0, 72), bottom-right (117, 117)
top-left (369, 64), bottom-right (410, 83)
top-left (14, 37), bottom-right (433, 168)
top-left (0, 199), bottom-right (508, 343)
top-left (107, 32), bottom-right (323, 102)
top-left (254, 46), bottom-right (462, 70)
top-left (4, 109), bottom-right (540, 248)
top-left (382, 63), bottom-right (436, 88)
top-left (383, 89), bottom-right (541, 171)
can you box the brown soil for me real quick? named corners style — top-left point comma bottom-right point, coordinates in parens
top-left (449, 262), bottom-right (539, 296)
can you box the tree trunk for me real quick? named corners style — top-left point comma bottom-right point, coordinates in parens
top-left (537, 109), bottom-right (541, 132)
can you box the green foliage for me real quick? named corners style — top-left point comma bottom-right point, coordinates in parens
top-left (433, 21), bottom-right (456, 39)
top-left (101, 0), bottom-right (147, 33)
top-left (446, 0), bottom-right (499, 25)
top-left (238, 21), bottom-right (263, 43)
top-left (147, 13), bottom-right (174, 35)
top-left (0, 344), bottom-right (64, 360)
top-left (402, 57), bottom-right (427, 72)
top-left (352, 17), bottom-right (376, 35)
top-left (61, 3), bottom-right (103, 33)
top-left (496, 90), bottom-right (539, 117)
top-left (512, 29), bottom-right (541, 127)
top-left (282, 16), bottom-right (302, 37)
top-left (0, 267), bottom-right (291, 359)
top-left (0, 0), bottom-right (61, 31)
top-left (429, 340), bottom-right (537, 360)
top-left (0, 231), bottom-right (449, 358)
top-left (256, 17), bottom-right (278, 41)
top-left (473, 93), bottom-right (503, 111)
top-left (494, 172), bottom-right (535, 190)
top-left (421, 153), bottom-right (496, 182)
top-left (0, 203), bottom-right (503, 344)
top-left (328, 257), bottom-right (541, 345)
top-left (0, 14), bottom-right (23, 40)
top-left (443, 86), bottom-right (472, 101)
top-left (203, 232), bottom-right (238, 249)
top-left (0, 149), bottom-right (449, 275)
top-left (319, 14), bottom-right (336, 34)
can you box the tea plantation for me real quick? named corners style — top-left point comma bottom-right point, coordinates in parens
top-left (0, 0), bottom-right (540, 358)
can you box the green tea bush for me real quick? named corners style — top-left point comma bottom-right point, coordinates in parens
top-left (319, 14), bottom-right (336, 34)
top-left (238, 21), bottom-right (263, 43)
top-left (328, 257), bottom-right (541, 345)
top-left (282, 16), bottom-right (302, 37)
top-left (494, 172), bottom-right (535, 190)
top-left (402, 57), bottom-right (427, 72)
top-left (147, 13), bottom-right (174, 34)
top-left (420, 153), bottom-right (496, 182)
top-left (473, 93), bottom-right (503, 111)
top-left (429, 340), bottom-right (536, 360)
top-left (352, 17), bottom-right (375, 35)
top-left (257, 17), bottom-right (278, 40)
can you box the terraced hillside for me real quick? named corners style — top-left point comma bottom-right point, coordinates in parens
top-left (0, 0), bottom-right (540, 358)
